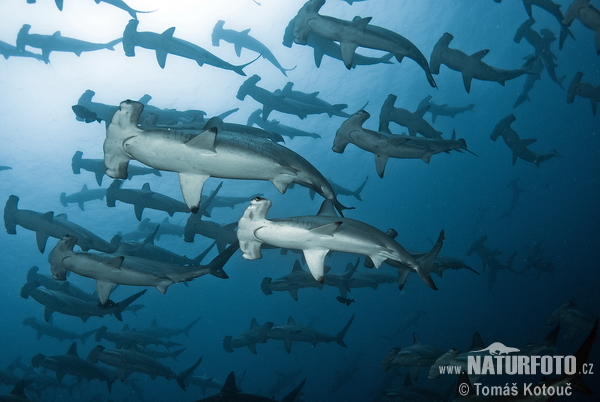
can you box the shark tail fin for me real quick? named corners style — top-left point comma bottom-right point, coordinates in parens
top-left (282, 379), bottom-right (307, 402)
top-left (205, 241), bottom-right (239, 279)
top-left (233, 54), bottom-right (262, 76)
top-left (80, 329), bottom-right (97, 344)
top-left (415, 230), bottom-right (445, 290)
top-left (223, 336), bottom-right (234, 353)
top-left (335, 314), bottom-right (355, 347)
top-left (176, 356), bottom-right (202, 391)
top-left (171, 347), bottom-right (186, 361)
top-left (353, 176), bottom-right (369, 201)
top-left (183, 318), bottom-right (201, 337)
top-left (105, 38), bottom-right (123, 51)
top-left (114, 289), bottom-right (147, 321)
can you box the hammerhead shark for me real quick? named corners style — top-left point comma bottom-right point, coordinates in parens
top-left (122, 19), bottom-right (254, 75)
top-left (379, 94), bottom-right (443, 138)
top-left (237, 197), bottom-right (444, 287)
top-left (563, 0), bottom-right (600, 55)
top-left (103, 100), bottom-right (351, 215)
top-left (490, 114), bottom-right (558, 166)
top-left (430, 32), bottom-right (535, 93)
top-left (212, 20), bottom-right (295, 76)
top-left (291, 0), bottom-right (437, 87)
top-left (567, 71), bottom-right (600, 115)
top-left (16, 24), bottom-right (121, 63)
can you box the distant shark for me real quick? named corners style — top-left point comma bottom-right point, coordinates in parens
top-left (16, 24), bottom-right (121, 63)
top-left (567, 71), bottom-right (600, 115)
top-left (563, 0), bottom-right (600, 55)
top-left (122, 19), bottom-right (254, 75)
top-left (212, 20), bottom-right (296, 76)
top-left (290, 0), bottom-right (437, 87)
top-left (430, 32), bottom-right (534, 93)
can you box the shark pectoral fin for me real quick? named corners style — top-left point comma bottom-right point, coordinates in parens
top-left (133, 203), bottom-right (145, 221)
top-left (35, 231), bottom-right (50, 253)
top-left (155, 49), bottom-right (168, 69)
top-left (512, 153), bottom-right (518, 165)
top-left (270, 169), bottom-right (297, 193)
top-left (310, 222), bottom-right (342, 236)
top-left (462, 73), bottom-right (474, 93)
top-left (471, 49), bottom-right (489, 60)
top-left (313, 48), bottom-right (324, 68)
top-left (283, 340), bottom-right (293, 353)
top-left (96, 280), bottom-right (116, 305)
top-left (303, 249), bottom-right (329, 283)
top-left (397, 267), bottom-right (411, 290)
top-left (340, 42), bottom-right (358, 69)
top-left (369, 253), bottom-right (388, 269)
top-left (240, 238), bottom-right (263, 260)
top-left (44, 307), bottom-right (54, 322)
top-left (288, 288), bottom-right (299, 301)
top-left (521, 138), bottom-right (537, 147)
top-left (234, 43), bottom-right (242, 57)
top-left (410, 366), bottom-right (420, 381)
top-left (262, 106), bottom-right (273, 120)
top-left (374, 154), bottom-right (390, 178)
top-left (178, 173), bottom-right (209, 213)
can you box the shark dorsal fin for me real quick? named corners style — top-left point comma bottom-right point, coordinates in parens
top-left (470, 332), bottom-right (485, 351)
top-left (162, 27), bottom-right (176, 39)
top-left (471, 49), bottom-right (490, 60)
top-left (413, 333), bottom-right (422, 344)
top-left (151, 318), bottom-right (158, 326)
top-left (53, 31), bottom-right (62, 37)
top-left (403, 372), bottom-right (413, 387)
top-left (241, 28), bottom-right (251, 35)
top-left (250, 318), bottom-right (259, 329)
top-left (292, 260), bottom-right (304, 273)
top-left (141, 183), bottom-right (152, 192)
top-left (41, 211), bottom-right (54, 221)
top-left (81, 184), bottom-right (89, 191)
top-left (287, 316), bottom-right (296, 326)
top-left (66, 342), bottom-right (78, 357)
top-left (221, 372), bottom-right (239, 394)
top-left (351, 16), bottom-right (372, 31)
top-left (123, 324), bottom-right (130, 331)
top-left (203, 116), bottom-right (226, 132)
top-left (316, 200), bottom-right (338, 217)
top-left (105, 256), bottom-right (124, 269)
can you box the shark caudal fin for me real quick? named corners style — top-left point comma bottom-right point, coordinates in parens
top-left (415, 230), bottom-right (445, 290)
top-left (282, 378), bottom-right (307, 402)
top-left (335, 314), bottom-right (355, 347)
top-left (113, 289), bottom-right (147, 321)
top-left (175, 356), bottom-right (203, 391)
top-left (204, 241), bottom-right (239, 279)
top-left (183, 318), bottom-right (201, 337)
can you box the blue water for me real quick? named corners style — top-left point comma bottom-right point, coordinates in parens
top-left (1, 0), bottom-right (599, 401)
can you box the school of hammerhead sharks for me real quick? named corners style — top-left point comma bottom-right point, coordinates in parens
top-left (1, 0), bottom-right (600, 400)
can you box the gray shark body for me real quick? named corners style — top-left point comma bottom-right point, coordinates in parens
top-left (563, 0), bottom-right (600, 54)
top-left (513, 55), bottom-right (544, 108)
top-left (262, 260), bottom-right (325, 300)
top-left (137, 217), bottom-right (184, 240)
top-left (60, 184), bottom-right (106, 211)
top-left (95, 325), bottom-right (182, 350)
top-left (334, 110), bottom-right (471, 178)
top-left (466, 234), bottom-right (518, 289)
top-left (283, 18), bottom-right (394, 68)
top-left (547, 300), bottom-right (597, 342)
top-left (184, 214), bottom-right (238, 252)
top-left (291, 0), bottom-right (436, 87)
top-left (140, 317), bottom-right (201, 339)
top-left (381, 333), bottom-right (446, 380)
top-left (106, 180), bottom-right (189, 221)
top-left (279, 82), bottom-right (350, 118)
top-left (122, 20), bottom-right (250, 75)
top-left (490, 114), bottom-right (558, 166)
top-left (417, 95), bottom-right (475, 123)
top-left (95, 0), bottom-right (154, 19)
top-left (514, 19), bottom-right (564, 88)
top-left (223, 319), bottom-right (274, 354)
top-left (267, 314), bottom-right (355, 353)
top-left (247, 109), bottom-right (321, 139)
top-left (22, 317), bottom-right (95, 344)
top-left (212, 20), bottom-right (295, 76)
top-left (238, 197), bottom-right (443, 287)
top-left (31, 343), bottom-right (114, 391)
top-left (0, 39), bottom-right (45, 61)
top-left (379, 94), bottom-right (443, 138)
top-left (104, 100), bottom-right (350, 215)
top-left (87, 345), bottom-right (201, 390)
top-left (430, 32), bottom-right (533, 93)
top-left (72, 151), bottom-right (162, 186)
top-left (4, 195), bottom-right (115, 253)
top-left (20, 281), bottom-right (146, 322)
top-left (567, 71), bottom-right (600, 115)
top-left (49, 235), bottom-right (235, 304)
top-left (16, 24), bottom-right (121, 63)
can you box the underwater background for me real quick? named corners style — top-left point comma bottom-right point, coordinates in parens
top-left (0, 0), bottom-right (599, 401)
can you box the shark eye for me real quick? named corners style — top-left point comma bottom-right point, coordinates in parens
top-left (252, 197), bottom-right (263, 202)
